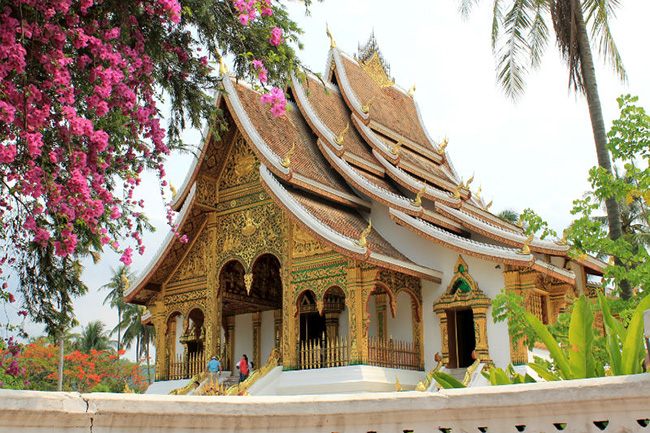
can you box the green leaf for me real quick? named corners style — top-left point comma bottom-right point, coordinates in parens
top-left (524, 312), bottom-right (571, 379)
top-left (527, 362), bottom-right (561, 381)
top-left (567, 296), bottom-right (596, 378)
top-left (620, 294), bottom-right (650, 375)
top-left (598, 294), bottom-right (623, 375)
top-left (432, 372), bottom-right (466, 389)
top-left (490, 367), bottom-right (513, 385)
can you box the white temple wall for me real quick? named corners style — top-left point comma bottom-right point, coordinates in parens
top-left (234, 313), bottom-right (253, 363)
top-left (370, 202), bottom-right (512, 369)
top-left (386, 291), bottom-right (413, 342)
top-left (261, 310), bottom-right (275, 362)
top-left (175, 315), bottom-right (185, 357)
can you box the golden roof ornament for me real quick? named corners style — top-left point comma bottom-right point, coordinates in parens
top-left (219, 54), bottom-right (227, 75)
top-left (407, 83), bottom-right (416, 97)
top-left (485, 200), bottom-right (493, 211)
top-left (452, 184), bottom-right (461, 200)
top-left (389, 139), bottom-right (402, 156)
top-left (356, 218), bottom-right (372, 248)
top-left (170, 183), bottom-right (177, 199)
top-left (412, 183), bottom-right (426, 207)
top-left (280, 142), bottom-right (295, 168)
top-left (476, 185), bottom-right (482, 199)
top-left (555, 231), bottom-right (568, 246)
top-left (517, 234), bottom-right (533, 255)
top-left (333, 122), bottom-right (350, 145)
top-left (516, 216), bottom-right (524, 228)
top-left (326, 24), bottom-right (337, 49)
top-left (361, 96), bottom-right (375, 114)
top-left (437, 137), bottom-right (448, 155)
top-left (464, 173), bottom-right (475, 189)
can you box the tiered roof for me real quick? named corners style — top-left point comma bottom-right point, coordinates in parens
top-left (126, 36), bottom-right (605, 305)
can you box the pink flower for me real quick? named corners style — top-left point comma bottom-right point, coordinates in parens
top-left (252, 59), bottom-right (263, 69)
top-left (269, 27), bottom-right (283, 46)
top-left (238, 14), bottom-right (250, 25)
top-left (120, 247), bottom-right (133, 265)
top-left (258, 68), bottom-right (268, 83)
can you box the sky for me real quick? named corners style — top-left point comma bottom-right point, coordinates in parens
top-left (6, 0), bottom-right (650, 362)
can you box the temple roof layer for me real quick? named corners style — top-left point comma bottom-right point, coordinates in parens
top-left (127, 38), bottom-right (605, 304)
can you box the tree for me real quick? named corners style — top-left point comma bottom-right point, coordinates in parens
top-left (0, 0), bottom-right (304, 334)
top-left (461, 0), bottom-right (630, 297)
top-left (76, 321), bottom-right (112, 353)
top-left (101, 265), bottom-right (134, 358)
top-left (115, 304), bottom-right (155, 382)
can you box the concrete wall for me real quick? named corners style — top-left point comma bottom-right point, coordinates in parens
top-left (2, 374), bottom-right (649, 433)
top-left (234, 313), bottom-right (253, 364)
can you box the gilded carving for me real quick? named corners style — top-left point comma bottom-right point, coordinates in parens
top-left (169, 229), bottom-right (210, 284)
top-left (196, 176), bottom-right (218, 207)
top-left (359, 51), bottom-right (394, 88)
top-left (218, 133), bottom-right (260, 190)
top-left (164, 290), bottom-right (207, 307)
top-left (292, 226), bottom-right (332, 258)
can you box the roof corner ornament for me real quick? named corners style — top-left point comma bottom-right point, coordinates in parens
top-left (484, 200), bottom-right (493, 211)
top-left (334, 122), bottom-right (350, 145)
top-left (412, 183), bottom-right (426, 207)
top-left (326, 24), bottom-right (337, 49)
top-left (361, 96), bottom-right (376, 114)
top-left (437, 137), bottom-right (448, 155)
top-left (555, 231), bottom-right (568, 246)
top-left (463, 173), bottom-right (474, 189)
top-left (452, 183), bottom-right (462, 200)
top-left (280, 142), bottom-right (295, 168)
top-left (407, 83), bottom-right (416, 98)
top-left (389, 139), bottom-right (402, 156)
top-left (517, 234), bottom-right (534, 255)
top-left (219, 53), bottom-right (228, 76)
top-left (516, 215), bottom-right (524, 228)
top-left (356, 218), bottom-right (372, 248)
top-left (475, 184), bottom-right (482, 199)
top-left (170, 183), bottom-right (177, 199)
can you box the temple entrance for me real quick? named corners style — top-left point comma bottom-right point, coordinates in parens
top-left (298, 291), bottom-right (325, 342)
top-left (446, 308), bottom-right (475, 368)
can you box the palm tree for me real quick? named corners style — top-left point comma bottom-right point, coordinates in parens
top-left (76, 321), bottom-right (112, 353)
top-left (101, 265), bottom-right (134, 358)
top-left (116, 304), bottom-right (155, 382)
top-left (498, 209), bottom-right (520, 224)
top-left (461, 0), bottom-right (631, 298)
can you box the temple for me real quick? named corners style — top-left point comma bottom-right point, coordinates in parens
top-left (125, 33), bottom-right (605, 392)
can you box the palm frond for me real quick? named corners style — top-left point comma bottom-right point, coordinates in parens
top-left (491, 0), bottom-right (505, 52)
top-left (496, 0), bottom-right (535, 99)
top-left (583, 0), bottom-right (627, 82)
top-left (459, 0), bottom-right (482, 19)
top-left (528, 0), bottom-right (550, 69)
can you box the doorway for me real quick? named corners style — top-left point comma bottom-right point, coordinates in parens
top-left (446, 308), bottom-right (475, 368)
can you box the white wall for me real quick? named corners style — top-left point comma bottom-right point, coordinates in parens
top-left (175, 315), bottom-right (185, 357)
top-left (260, 310), bottom-right (276, 364)
top-left (234, 313), bottom-right (253, 365)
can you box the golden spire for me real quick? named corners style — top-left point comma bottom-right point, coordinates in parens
top-left (452, 183), bottom-right (461, 200)
top-left (280, 142), bottom-right (295, 168)
top-left (464, 173), bottom-right (474, 189)
top-left (389, 139), bottom-right (402, 155)
top-left (485, 200), bottom-right (493, 211)
top-left (407, 83), bottom-right (416, 97)
top-left (219, 55), bottom-right (227, 75)
top-left (326, 24), bottom-right (337, 49)
top-left (170, 183), bottom-right (177, 199)
top-left (476, 184), bottom-right (482, 199)
top-left (361, 96), bottom-right (376, 114)
top-left (518, 234), bottom-right (533, 255)
top-left (412, 183), bottom-right (426, 207)
top-left (333, 122), bottom-right (350, 145)
top-left (437, 137), bottom-right (448, 155)
top-left (356, 218), bottom-right (372, 248)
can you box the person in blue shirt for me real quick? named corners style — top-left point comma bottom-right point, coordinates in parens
top-left (206, 355), bottom-right (221, 383)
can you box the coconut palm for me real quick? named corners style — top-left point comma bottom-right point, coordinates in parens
top-left (461, 0), bottom-right (630, 297)
top-left (101, 265), bottom-right (134, 358)
top-left (76, 321), bottom-right (113, 353)
top-left (498, 209), bottom-right (520, 224)
top-left (116, 304), bottom-right (155, 382)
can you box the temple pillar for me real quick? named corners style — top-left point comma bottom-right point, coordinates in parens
top-left (149, 305), bottom-right (167, 380)
top-left (226, 316), bottom-right (235, 373)
top-left (252, 311), bottom-right (262, 369)
top-left (346, 260), bottom-right (378, 365)
top-left (205, 213), bottom-right (222, 360)
top-left (411, 297), bottom-right (425, 370)
top-left (503, 268), bottom-right (528, 365)
top-left (472, 305), bottom-right (492, 366)
top-left (282, 266), bottom-right (298, 369)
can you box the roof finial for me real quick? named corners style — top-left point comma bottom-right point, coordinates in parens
top-left (356, 218), bottom-right (372, 248)
top-left (389, 139), bottom-right (402, 156)
top-left (361, 96), bottom-right (375, 114)
top-left (412, 183), bottom-right (426, 207)
top-left (464, 173), bottom-right (474, 189)
top-left (476, 184), bottom-right (482, 199)
top-left (326, 24), bottom-right (337, 49)
top-left (219, 54), bottom-right (227, 75)
top-left (518, 234), bottom-right (533, 255)
top-left (485, 200), bottom-right (493, 211)
top-left (334, 122), bottom-right (350, 145)
top-left (280, 142), bottom-right (295, 168)
top-left (437, 137), bottom-right (448, 155)
top-left (452, 184), bottom-right (461, 200)
top-left (408, 83), bottom-right (416, 97)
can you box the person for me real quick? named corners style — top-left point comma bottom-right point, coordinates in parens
top-left (236, 354), bottom-right (249, 383)
top-left (206, 355), bottom-right (221, 383)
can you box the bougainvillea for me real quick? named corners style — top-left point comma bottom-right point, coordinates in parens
top-left (0, 0), bottom-right (303, 333)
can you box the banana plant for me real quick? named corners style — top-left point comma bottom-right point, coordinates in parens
top-left (526, 294), bottom-right (650, 380)
top-left (481, 364), bottom-right (536, 385)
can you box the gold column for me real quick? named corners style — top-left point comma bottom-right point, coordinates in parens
top-left (411, 297), bottom-right (425, 370)
top-left (226, 316), bottom-right (235, 373)
top-left (151, 311), bottom-right (166, 380)
top-left (345, 260), bottom-right (377, 365)
top-left (434, 310), bottom-right (450, 366)
top-left (274, 309), bottom-right (282, 350)
top-left (375, 293), bottom-right (387, 340)
top-left (252, 311), bottom-right (261, 369)
top-left (205, 213), bottom-right (222, 359)
top-left (472, 306), bottom-right (493, 367)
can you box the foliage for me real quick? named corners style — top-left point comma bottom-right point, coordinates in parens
top-left (519, 208), bottom-right (557, 239)
top-left (75, 321), bottom-right (113, 353)
top-left (431, 371), bottom-right (465, 389)
top-left (526, 294), bottom-right (650, 380)
top-left (481, 363), bottom-right (536, 385)
top-left (0, 0), bottom-right (304, 334)
top-left (567, 95), bottom-right (650, 294)
top-left (491, 289), bottom-right (539, 350)
top-left (0, 337), bottom-right (146, 392)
